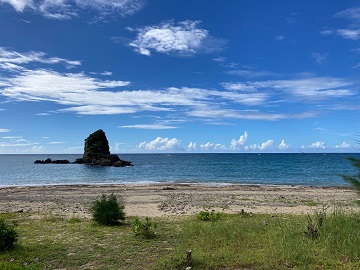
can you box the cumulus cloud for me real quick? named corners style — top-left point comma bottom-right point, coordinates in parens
top-left (187, 142), bottom-right (197, 151)
top-left (138, 137), bottom-right (182, 151)
top-left (200, 142), bottom-right (226, 151)
top-left (260, 140), bottom-right (273, 150)
top-left (335, 142), bottom-right (350, 149)
top-left (244, 140), bottom-right (273, 151)
top-left (230, 131), bottom-right (248, 150)
top-left (308, 141), bottom-right (326, 149)
top-left (129, 20), bottom-right (226, 56)
top-left (278, 139), bottom-right (290, 150)
top-left (1, 0), bottom-right (145, 19)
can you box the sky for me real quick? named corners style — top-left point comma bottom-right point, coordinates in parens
top-left (0, 0), bottom-right (360, 154)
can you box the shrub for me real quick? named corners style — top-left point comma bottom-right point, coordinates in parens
top-left (132, 217), bottom-right (157, 238)
top-left (91, 194), bottom-right (125, 226)
top-left (197, 210), bottom-right (222, 221)
top-left (0, 219), bottom-right (18, 251)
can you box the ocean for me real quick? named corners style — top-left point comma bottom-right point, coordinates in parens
top-left (0, 153), bottom-right (359, 187)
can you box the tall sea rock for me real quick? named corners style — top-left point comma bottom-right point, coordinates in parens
top-left (75, 129), bottom-right (132, 167)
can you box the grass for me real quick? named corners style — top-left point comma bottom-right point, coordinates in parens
top-left (1, 208), bottom-right (360, 269)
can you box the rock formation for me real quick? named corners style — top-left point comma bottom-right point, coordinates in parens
top-left (35, 129), bottom-right (132, 167)
top-left (74, 129), bottom-right (132, 167)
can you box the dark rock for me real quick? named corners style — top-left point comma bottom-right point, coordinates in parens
top-left (34, 158), bottom-right (70, 164)
top-left (74, 129), bottom-right (132, 167)
top-left (34, 129), bottom-right (132, 167)
top-left (82, 129), bottom-right (110, 163)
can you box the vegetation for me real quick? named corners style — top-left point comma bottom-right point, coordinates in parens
top-left (197, 210), bottom-right (222, 221)
top-left (132, 217), bottom-right (157, 238)
top-left (1, 209), bottom-right (360, 269)
top-left (83, 129), bottom-right (110, 162)
top-left (342, 157), bottom-right (360, 195)
top-left (0, 220), bottom-right (18, 251)
top-left (91, 194), bottom-right (125, 226)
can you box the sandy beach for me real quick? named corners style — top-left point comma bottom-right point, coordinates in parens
top-left (0, 184), bottom-right (359, 219)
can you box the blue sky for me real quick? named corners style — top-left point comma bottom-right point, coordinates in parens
top-left (0, 0), bottom-right (359, 154)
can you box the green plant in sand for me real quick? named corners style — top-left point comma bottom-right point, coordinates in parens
top-left (0, 219), bottom-right (18, 251)
top-left (132, 217), bottom-right (157, 238)
top-left (91, 194), bottom-right (125, 226)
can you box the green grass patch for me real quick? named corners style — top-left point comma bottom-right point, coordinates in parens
top-left (1, 209), bottom-right (360, 269)
top-left (300, 199), bottom-right (319, 206)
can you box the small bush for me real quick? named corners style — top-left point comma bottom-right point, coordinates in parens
top-left (197, 210), bottom-right (222, 221)
top-left (91, 194), bottom-right (125, 226)
top-left (0, 219), bottom-right (18, 251)
top-left (132, 217), bottom-right (157, 238)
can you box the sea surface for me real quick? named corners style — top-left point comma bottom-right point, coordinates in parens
top-left (0, 153), bottom-right (359, 187)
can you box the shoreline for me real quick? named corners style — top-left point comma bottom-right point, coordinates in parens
top-left (1, 183), bottom-right (359, 218)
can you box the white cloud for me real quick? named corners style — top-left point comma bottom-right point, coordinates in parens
top-left (230, 131), bottom-right (248, 150)
top-left (0, 129), bottom-right (10, 132)
top-left (138, 137), bottom-right (182, 151)
top-left (187, 142), bottom-right (197, 151)
top-left (0, 47), bottom-right (81, 69)
top-left (244, 139), bottom-right (273, 151)
top-left (121, 124), bottom-right (178, 129)
top-left (278, 139), bottom-right (290, 150)
top-left (1, 0), bottom-right (145, 19)
top-left (335, 142), bottom-right (350, 149)
top-left (130, 20), bottom-right (225, 56)
top-left (1, 0), bottom-right (34, 12)
top-left (308, 141), bottom-right (326, 149)
top-left (260, 140), bottom-right (273, 150)
top-left (227, 69), bottom-right (276, 78)
top-left (311, 52), bottom-right (328, 65)
top-left (256, 77), bottom-right (354, 99)
top-left (200, 142), bottom-right (226, 151)
top-left (322, 7), bottom-right (360, 40)
top-left (337, 29), bottom-right (360, 40)
top-left (221, 82), bottom-right (257, 92)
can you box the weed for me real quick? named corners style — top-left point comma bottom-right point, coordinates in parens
top-left (132, 217), bottom-right (157, 238)
top-left (197, 210), bottom-right (222, 221)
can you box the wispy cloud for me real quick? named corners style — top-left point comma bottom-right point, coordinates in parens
top-left (0, 129), bottom-right (10, 132)
top-left (129, 20), bottom-right (226, 56)
top-left (1, 0), bottom-right (145, 20)
top-left (255, 77), bottom-right (354, 99)
top-left (0, 47), bottom-right (81, 70)
top-left (121, 124), bottom-right (178, 129)
top-left (322, 7), bottom-right (360, 40)
top-left (0, 48), bottom-right (356, 124)
top-left (227, 69), bottom-right (277, 78)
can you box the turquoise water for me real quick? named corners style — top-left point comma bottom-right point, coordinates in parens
top-left (0, 153), bottom-right (359, 187)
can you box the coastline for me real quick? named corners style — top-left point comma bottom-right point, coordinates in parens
top-left (1, 183), bottom-right (359, 218)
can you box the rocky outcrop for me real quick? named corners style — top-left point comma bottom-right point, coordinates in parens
top-left (74, 129), bottom-right (132, 167)
top-left (34, 158), bottom-right (70, 164)
top-left (34, 129), bottom-right (132, 167)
